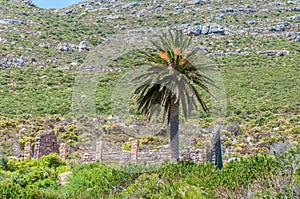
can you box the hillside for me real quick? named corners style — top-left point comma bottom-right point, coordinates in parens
top-left (0, 0), bottom-right (299, 198)
top-left (0, 0), bottom-right (299, 161)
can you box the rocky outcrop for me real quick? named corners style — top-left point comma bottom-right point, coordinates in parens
top-left (0, 19), bottom-right (26, 25)
top-left (0, 57), bottom-right (26, 68)
top-left (65, 8), bottom-right (77, 15)
top-left (22, 0), bottom-right (36, 7)
top-left (257, 50), bottom-right (290, 56)
top-left (58, 41), bottom-right (88, 52)
top-left (182, 24), bottom-right (225, 36)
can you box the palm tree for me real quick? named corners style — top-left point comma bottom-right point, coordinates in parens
top-left (132, 30), bottom-right (216, 162)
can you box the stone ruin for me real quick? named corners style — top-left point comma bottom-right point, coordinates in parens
top-left (21, 128), bottom-right (220, 167)
top-left (23, 131), bottom-right (67, 160)
top-left (31, 130), bottom-right (59, 159)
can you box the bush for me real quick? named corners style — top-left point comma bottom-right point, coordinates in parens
top-left (62, 163), bottom-right (136, 198)
top-left (0, 156), bottom-right (8, 170)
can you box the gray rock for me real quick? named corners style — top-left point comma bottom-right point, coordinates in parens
top-left (280, 21), bottom-right (290, 26)
top-left (247, 20), bottom-right (256, 25)
top-left (270, 24), bottom-right (285, 31)
top-left (292, 14), bottom-right (300, 20)
top-left (190, 0), bottom-right (202, 4)
top-left (23, 0), bottom-right (36, 7)
top-left (65, 8), bottom-right (76, 15)
top-left (13, 58), bottom-right (26, 67)
top-left (201, 24), bottom-right (210, 34)
top-left (188, 26), bottom-right (201, 36)
top-left (270, 22), bottom-right (290, 31)
top-left (244, 4), bottom-right (254, 8)
top-left (85, 5), bottom-right (94, 10)
top-left (223, 8), bottom-right (235, 13)
top-left (296, 35), bottom-right (300, 42)
top-left (199, 46), bottom-right (209, 53)
top-left (123, 2), bottom-right (138, 8)
top-left (214, 14), bottom-right (224, 21)
top-left (238, 8), bottom-right (256, 13)
top-left (57, 43), bottom-right (73, 52)
top-left (285, 32), bottom-right (297, 37)
top-left (193, 21), bottom-right (201, 25)
top-left (62, 66), bottom-right (70, 70)
top-left (210, 24), bottom-right (225, 35)
top-left (19, 12), bottom-right (30, 16)
top-left (79, 41), bottom-right (87, 51)
top-left (0, 19), bottom-right (26, 25)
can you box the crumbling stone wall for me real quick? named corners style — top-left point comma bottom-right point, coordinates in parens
top-left (34, 130), bottom-right (59, 159)
top-left (24, 141), bottom-right (32, 158)
top-left (59, 143), bottom-right (66, 160)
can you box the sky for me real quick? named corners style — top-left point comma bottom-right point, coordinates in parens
top-left (32, 0), bottom-right (84, 9)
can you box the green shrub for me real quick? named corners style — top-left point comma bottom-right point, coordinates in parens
top-left (62, 163), bottom-right (136, 198)
top-left (0, 156), bottom-right (8, 170)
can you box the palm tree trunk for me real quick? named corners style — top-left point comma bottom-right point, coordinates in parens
top-left (169, 97), bottom-right (179, 162)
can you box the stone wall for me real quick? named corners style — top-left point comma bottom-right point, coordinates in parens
top-left (24, 141), bottom-right (32, 158)
top-left (78, 141), bottom-right (209, 165)
top-left (33, 130), bottom-right (59, 159)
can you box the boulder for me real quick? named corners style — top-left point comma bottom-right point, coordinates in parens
top-left (13, 58), bottom-right (26, 67)
top-left (247, 20), bottom-right (256, 25)
top-left (0, 19), bottom-right (26, 25)
top-left (210, 24), bottom-right (225, 35)
top-left (201, 24), bottom-right (210, 34)
top-left (193, 21), bottom-right (201, 25)
top-left (65, 8), bottom-right (76, 15)
top-left (270, 24), bottom-right (285, 31)
top-left (23, 0), bottom-right (36, 7)
top-left (78, 41), bottom-right (87, 51)
top-left (269, 22), bottom-right (290, 31)
top-left (188, 26), bottom-right (201, 36)
top-left (292, 14), bottom-right (300, 20)
top-left (57, 43), bottom-right (73, 52)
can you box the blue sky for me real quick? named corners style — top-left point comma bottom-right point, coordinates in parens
top-left (32, 0), bottom-right (84, 9)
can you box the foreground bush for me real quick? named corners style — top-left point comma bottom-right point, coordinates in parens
top-left (0, 148), bottom-right (299, 198)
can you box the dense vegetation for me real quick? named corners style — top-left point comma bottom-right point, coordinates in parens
top-left (0, 147), bottom-right (299, 198)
